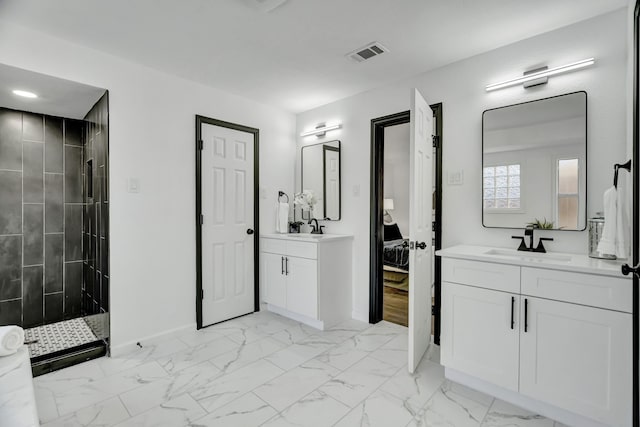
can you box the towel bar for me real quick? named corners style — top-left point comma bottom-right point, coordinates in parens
top-left (614, 160), bottom-right (632, 188)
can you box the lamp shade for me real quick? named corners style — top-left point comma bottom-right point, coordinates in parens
top-left (383, 198), bottom-right (394, 210)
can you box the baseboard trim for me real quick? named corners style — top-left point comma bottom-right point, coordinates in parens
top-left (445, 368), bottom-right (613, 427)
top-left (266, 304), bottom-right (324, 330)
top-left (109, 322), bottom-right (197, 357)
top-left (351, 310), bottom-right (369, 323)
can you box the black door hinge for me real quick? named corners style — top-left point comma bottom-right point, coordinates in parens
top-left (432, 135), bottom-right (439, 148)
top-left (199, 214), bottom-right (204, 225)
top-left (432, 305), bottom-right (436, 315)
top-left (198, 140), bottom-right (204, 150)
top-left (200, 288), bottom-right (204, 300)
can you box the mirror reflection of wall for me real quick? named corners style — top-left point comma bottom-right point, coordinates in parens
top-left (297, 140), bottom-right (341, 220)
top-left (482, 91), bottom-right (587, 230)
top-left (383, 123), bottom-right (410, 237)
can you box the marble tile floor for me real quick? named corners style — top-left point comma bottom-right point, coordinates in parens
top-left (33, 311), bottom-right (567, 427)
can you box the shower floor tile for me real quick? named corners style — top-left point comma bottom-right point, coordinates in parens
top-left (25, 318), bottom-right (99, 358)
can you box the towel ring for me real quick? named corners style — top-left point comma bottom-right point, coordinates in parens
top-left (613, 160), bottom-right (632, 188)
top-left (278, 191), bottom-right (289, 203)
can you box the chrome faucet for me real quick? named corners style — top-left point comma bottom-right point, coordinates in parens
top-left (512, 226), bottom-right (553, 253)
top-left (308, 218), bottom-right (325, 234)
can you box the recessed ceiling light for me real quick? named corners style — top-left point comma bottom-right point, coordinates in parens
top-left (12, 89), bottom-right (38, 98)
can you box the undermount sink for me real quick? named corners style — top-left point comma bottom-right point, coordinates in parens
top-left (484, 248), bottom-right (572, 262)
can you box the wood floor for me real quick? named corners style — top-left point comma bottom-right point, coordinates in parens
top-left (383, 286), bottom-right (435, 334)
top-left (383, 286), bottom-right (408, 327)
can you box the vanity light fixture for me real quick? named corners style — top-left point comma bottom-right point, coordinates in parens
top-left (12, 89), bottom-right (38, 98)
top-left (485, 58), bottom-right (595, 92)
top-left (300, 123), bottom-right (342, 137)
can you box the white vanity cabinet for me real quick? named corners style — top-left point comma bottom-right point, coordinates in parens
top-left (441, 282), bottom-right (520, 391)
top-left (260, 234), bottom-right (352, 330)
top-left (519, 295), bottom-right (631, 426)
top-left (438, 246), bottom-right (633, 427)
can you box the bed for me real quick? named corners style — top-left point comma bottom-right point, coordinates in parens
top-left (383, 224), bottom-right (409, 291)
top-left (383, 223), bottom-right (409, 271)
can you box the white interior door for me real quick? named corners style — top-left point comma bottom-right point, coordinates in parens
top-left (408, 88), bottom-right (434, 373)
top-left (324, 147), bottom-right (340, 219)
top-left (201, 123), bottom-right (255, 326)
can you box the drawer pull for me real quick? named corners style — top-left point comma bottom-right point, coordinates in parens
top-left (524, 298), bottom-right (528, 333)
top-left (285, 257), bottom-right (289, 275)
top-left (510, 296), bottom-right (515, 330)
top-left (281, 257), bottom-right (285, 275)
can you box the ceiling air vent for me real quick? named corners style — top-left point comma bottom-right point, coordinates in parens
top-left (347, 42), bottom-right (388, 63)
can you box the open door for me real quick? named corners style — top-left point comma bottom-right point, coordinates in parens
top-left (408, 89), bottom-right (434, 373)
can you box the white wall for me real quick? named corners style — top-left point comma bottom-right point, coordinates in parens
top-left (383, 123), bottom-right (410, 237)
top-left (296, 9), bottom-right (629, 322)
top-left (0, 22), bottom-right (297, 352)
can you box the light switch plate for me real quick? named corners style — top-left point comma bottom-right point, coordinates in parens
top-left (127, 178), bottom-right (140, 193)
top-left (448, 170), bottom-right (464, 185)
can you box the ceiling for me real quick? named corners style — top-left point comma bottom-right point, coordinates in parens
top-left (0, 63), bottom-right (106, 119)
top-left (0, 0), bottom-right (628, 113)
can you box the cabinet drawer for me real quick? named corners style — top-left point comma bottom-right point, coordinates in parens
top-left (442, 258), bottom-right (520, 293)
top-left (260, 238), bottom-right (317, 259)
top-left (261, 238), bottom-right (287, 255)
top-left (284, 241), bottom-right (317, 259)
top-left (521, 267), bottom-right (632, 313)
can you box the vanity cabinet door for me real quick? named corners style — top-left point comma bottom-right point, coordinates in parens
top-left (261, 252), bottom-right (287, 308)
top-left (519, 297), bottom-right (632, 427)
top-left (441, 282), bottom-right (519, 391)
top-left (286, 256), bottom-right (318, 319)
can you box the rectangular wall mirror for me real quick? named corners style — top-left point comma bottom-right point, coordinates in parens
top-left (297, 140), bottom-right (341, 220)
top-left (482, 91), bottom-right (587, 230)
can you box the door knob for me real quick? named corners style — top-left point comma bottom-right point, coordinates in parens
top-left (416, 241), bottom-right (427, 250)
top-left (622, 263), bottom-right (640, 277)
top-left (246, 228), bottom-right (254, 235)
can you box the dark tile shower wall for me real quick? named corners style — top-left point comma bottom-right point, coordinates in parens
top-left (82, 94), bottom-right (109, 315)
top-left (0, 108), bottom-right (85, 327)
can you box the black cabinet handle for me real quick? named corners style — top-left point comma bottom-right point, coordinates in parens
top-left (510, 297), bottom-right (515, 330)
top-left (285, 257), bottom-right (289, 275)
top-left (281, 257), bottom-right (285, 275)
top-left (524, 298), bottom-right (528, 332)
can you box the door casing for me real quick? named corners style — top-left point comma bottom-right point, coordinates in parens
top-left (195, 115), bottom-right (260, 329)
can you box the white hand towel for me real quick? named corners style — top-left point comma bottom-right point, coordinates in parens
top-left (0, 325), bottom-right (24, 357)
top-left (597, 185), bottom-right (630, 258)
top-left (275, 202), bottom-right (289, 234)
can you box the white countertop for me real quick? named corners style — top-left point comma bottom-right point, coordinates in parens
top-left (261, 233), bottom-right (354, 243)
top-left (436, 245), bottom-right (630, 278)
top-left (0, 346), bottom-right (39, 427)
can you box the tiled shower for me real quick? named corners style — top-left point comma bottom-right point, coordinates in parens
top-left (0, 92), bottom-right (109, 366)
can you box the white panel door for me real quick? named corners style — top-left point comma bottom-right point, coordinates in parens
top-left (261, 252), bottom-right (286, 308)
top-left (408, 88), bottom-right (434, 373)
top-left (520, 297), bottom-right (632, 427)
top-left (324, 147), bottom-right (340, 220)
top-left (285, 256), bottom-right (318, 319)
top-left (201, 123), bottom-right (255, 326)
top-left (441, 282), bottom-right (519, 391)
